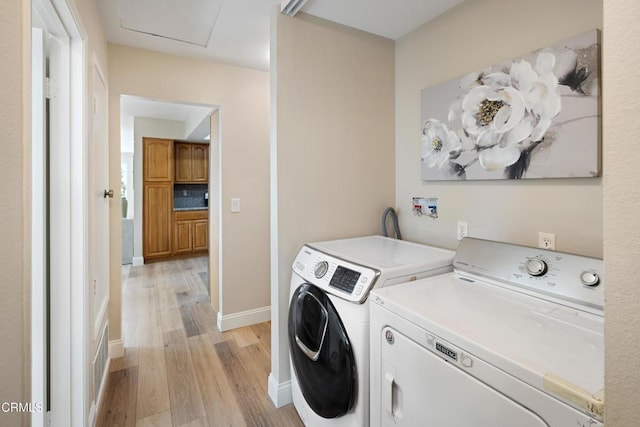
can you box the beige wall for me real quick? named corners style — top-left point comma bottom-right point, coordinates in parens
top-left (0, 0), bottom-right (28, 424)
top-left (603, 1), bottom-right (640, 425)
top-left (108, 44), bottom-right (271, 338)
top-left (271, 12), bottom-right (395, 387)
top-left (396, 0), bottom-right (603, 258)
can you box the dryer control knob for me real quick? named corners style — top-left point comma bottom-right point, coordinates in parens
top-left (525, 258), bottom-right (548, 277)
top-left (314, 261), bottom-right (329, 279)
top-left (580, 271), bottom-right (600, 287)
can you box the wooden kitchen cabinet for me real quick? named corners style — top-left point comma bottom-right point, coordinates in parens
top-left (175, 142), bottom-right (208, 183)
top-left (173, 221), bottom-right (193, 254)
top-left (191, 145), bottom-right (208, 182)
top-left (193, 219), bottom-right (208, 251)
top-left (173, 210), bottom-right (208, 254)
top-left (143, 138), bottom-right (173, 181)
top-left (143, 183), bottom-right (173, 258)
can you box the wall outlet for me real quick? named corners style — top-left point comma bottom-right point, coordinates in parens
top-left (538, 232), bottom-right (556, 250)
top-left (457, 221), bottom-right (468, 241)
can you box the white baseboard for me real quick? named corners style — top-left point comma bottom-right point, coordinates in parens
top-left (109, 339), bottom-right (124, 358)
top-left (132, 256), bottom-right (144, 266)
top-left (217, 306), bottom-right (270, 331)
top-left (268, 373), bottom-right (292, 407)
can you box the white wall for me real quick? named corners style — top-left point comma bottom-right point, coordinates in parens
top-left (270, 12), bottom-right (395, 402)
top-left (603, 0), bottom-right (640, 425)
top-left (395, 0), bottom-right (603, 258)
top-left (131, 117), bottom-right (185, 263)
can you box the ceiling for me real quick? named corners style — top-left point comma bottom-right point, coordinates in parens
top-left (120, 96), bottom-right (216, 152)
top-left (108, 0), bottom-right (463, 150)
top-left (98, 0), bottom-right (464, 72)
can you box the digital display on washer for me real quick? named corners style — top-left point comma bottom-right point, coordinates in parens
top-left (329, 266), bottom-right (361, 294)
top-left (436, 342), bottom-right (458, 361)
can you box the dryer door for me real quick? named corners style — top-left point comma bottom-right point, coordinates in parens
top-left (288, 283), bottom-right (356, 418)
top-left (377, 327), bottom-right (548, 427)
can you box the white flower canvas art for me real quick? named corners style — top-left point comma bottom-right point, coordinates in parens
top-left (421, 30), bottom-right (600, 181)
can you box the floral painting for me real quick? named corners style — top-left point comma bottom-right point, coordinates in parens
top-left (421, 30), bottom-right (600, 181)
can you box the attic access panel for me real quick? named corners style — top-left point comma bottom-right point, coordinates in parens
top-left (117, 0), bottom-right (224, 46)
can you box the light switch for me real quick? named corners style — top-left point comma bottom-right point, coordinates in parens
top-left (231, 198), bottom-right (240, 213)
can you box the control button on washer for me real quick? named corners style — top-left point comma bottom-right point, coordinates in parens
top-left (462, 355), bottom-right (473, 368)
top-left (355, 285), bottom-right (363, 295)
top-left (525, 258), bottom-right (548, 277)
top-left (314, 261), bottom-right (329, 279)
top-left (361, 276), bottom-right (368, 284)
top-left (580, 271), bottom-right (600, 286)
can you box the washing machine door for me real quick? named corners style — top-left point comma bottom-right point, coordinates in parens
top-left (289, 283), bottom-right (356, 418)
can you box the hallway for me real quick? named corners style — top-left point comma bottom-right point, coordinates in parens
top-left (97, 257), bottom-right (301, 426)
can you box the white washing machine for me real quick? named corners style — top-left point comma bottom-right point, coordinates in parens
top-left (288, 235), bottom-right (454, 426)
top-left (370, 237), bottom-right (604, 427)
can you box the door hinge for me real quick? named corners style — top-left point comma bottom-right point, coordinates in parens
top-left (45, 77), bottom-right (52, 99)
top-left (45, 77), bottom-right (59, 99)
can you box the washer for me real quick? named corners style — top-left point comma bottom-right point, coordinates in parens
top-left (288, 235), bottom-right (455, 426)
top-left (370, 237), bottom-right (604, 427)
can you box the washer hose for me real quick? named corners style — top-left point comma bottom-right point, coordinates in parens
top-left (381, 207), bottom-right (402, 240)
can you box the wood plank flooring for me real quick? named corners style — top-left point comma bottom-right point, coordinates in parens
top-left (98, 257), bottom-right (302, 427)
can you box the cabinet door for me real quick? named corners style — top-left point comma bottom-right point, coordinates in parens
top-left (143, 183), bottom-right (173, 258)
top-left (174, 220), bottom-right (193, 254)
top-left (175, 143), bottom-right (193, 182)
top-left (193, 219), bottom-right (208, 251)
top-left (143, 138), bottom-right (173, 181)
top-left (191, 145), bottom-right (208, 182)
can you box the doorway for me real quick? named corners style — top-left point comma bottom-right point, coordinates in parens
top-left (119, 96), bottom-right (220, 307)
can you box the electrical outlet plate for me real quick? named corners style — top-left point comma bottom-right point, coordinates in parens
top-left (457, 221), bottom-right (468, 241)
top-left (538, 232), bottom-right (556, 250)
top-left (231, 198), bottom-right (241, 213)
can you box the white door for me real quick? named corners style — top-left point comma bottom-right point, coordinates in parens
top-left (89, 61), bottom-right (110, 343)
top-left (377, 327), bottom-right (547, 427)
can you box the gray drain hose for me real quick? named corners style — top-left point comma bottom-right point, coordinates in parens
top-left (381, 207), bottom-right (401, 240)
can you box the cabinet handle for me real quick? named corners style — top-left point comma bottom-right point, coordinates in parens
top-left (103, 189), bottom-right (114, 198)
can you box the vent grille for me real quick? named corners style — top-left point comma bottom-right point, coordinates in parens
top-left (93, 324), bottom-right (109, 402)
top-left (280, 0), bottom-right (308, 16)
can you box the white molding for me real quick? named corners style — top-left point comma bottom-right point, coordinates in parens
top-left (94, 297), bottom-right (109, 341)
top-left (31, 26), bottom-right (47, 427)
top-left (88, 402), bottom-right (97, 427)
top-left (217, 306), bottom-right (271, 331)
top-left (268, 374), bottom-right (292, 408)
top-left (132, 256), bottom-right (144, 266)
top-left (109, 339), bottom-right (124, 358)
top-left (89, 355), bottom-right (111, 427)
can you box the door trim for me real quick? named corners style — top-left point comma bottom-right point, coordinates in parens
top-left (31, 0), bottom-right (87, 425)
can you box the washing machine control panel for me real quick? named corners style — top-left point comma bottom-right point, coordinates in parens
top-left (292, 246), bottom-right (380, 304)
top-left (453, 238), bottom-right (604, 314)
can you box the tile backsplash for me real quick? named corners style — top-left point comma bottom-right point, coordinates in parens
top-left (174, 184), bottom-right (208, 209)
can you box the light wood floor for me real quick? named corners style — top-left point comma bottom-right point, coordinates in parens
top-left (97, 256), bottom-right (302, 427)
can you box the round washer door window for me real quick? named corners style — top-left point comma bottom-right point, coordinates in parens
top-left (288, 283), bottom-right (356, 418)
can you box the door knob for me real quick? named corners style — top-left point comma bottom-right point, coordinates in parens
top-left (103, 189), bottom-right (114, 198)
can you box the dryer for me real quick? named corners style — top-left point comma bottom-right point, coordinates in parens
top-left (370, 237), bottom-right (604, 427)
top-left (288, 236), bottom-right (454, 426)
